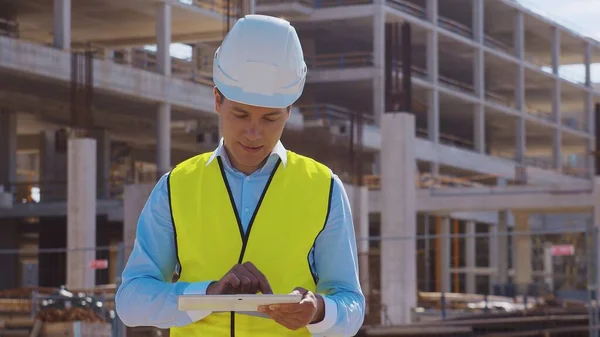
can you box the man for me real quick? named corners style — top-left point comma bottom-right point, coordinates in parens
top-left (115, 14), bottom-right (365, 337)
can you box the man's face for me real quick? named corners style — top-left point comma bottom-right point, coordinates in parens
top-left (214, 88), bottom-right (290, 174)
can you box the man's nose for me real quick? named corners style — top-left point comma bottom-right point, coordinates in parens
top-left (244, 123), bottom-right (261, 141)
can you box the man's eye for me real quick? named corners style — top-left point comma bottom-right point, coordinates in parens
top-left (234, 114), bottom-right (246, 119)
top-left (264, 118), bottom-right (277, 122)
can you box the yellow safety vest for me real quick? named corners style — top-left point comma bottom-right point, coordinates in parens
top-left (168, 150), bottom-right (333, 337)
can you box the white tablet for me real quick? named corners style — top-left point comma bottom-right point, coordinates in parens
top-left (177, 294), bottom-right (303, 312)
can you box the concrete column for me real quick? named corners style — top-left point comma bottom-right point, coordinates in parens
top-left (473, 105), bottom-right (485, 154)
top-left (345, 184), bottom-right (370, 297)
top-left (594, 178), bottom-right (600, 293)
top-left (543, 242), bottom-right (554, 291)
top-left (490, 178), bottom-right (509, 293)
top-left (488, 222), bottom-right (497, 294)
top-left (0, 109), bottom-right (17, 192)
top-left (513, 212), bottom-right (532, 287)
top-left (0, 220), bottom-right (19, 290)
top-left (123, 184), bottom-right (154, 261)
top-left (423, 215), bottom-right (432, 291)
top-left (157, 103), bottom-right (171, 178)
top-left (472, 0), bottom-right (484, 43)
top-left (191, 44), bottom-right (198, 81)
top-left (372, 2), bottom-right (385, 127)
top-left (426, 0), bottom-right (437, 23)
top-left (102, 49), bottom-right (114, 60)
top-left (496, 211), bottom-right (509, 286)
top-left (514, 10), bottom-right (525, 109)
top-left (587, 95), bottom-right (595, 177)
top-left (426, 4), bottom-right (439, 145)
top-left (473, 27), bottom-right (485, 154)
top-left (122, 49), bottom-right (133, 65)
top-left (355, 185), bottom-right (370, 297)
top-left (439, 217), bottom-right (451, 293)
top-left (67, 138), bottom-right (97, 289)
top-left (156, 4), bottom-right (172, 77)
top-left (516, 117), bottom-right (526, 164)
top-left (53, 0), bottom-right (71, 49)
top-left (551, 27), bottom-right (562, 171)
top-left (514, 11), bottom-right (526, 165)
top-left (584, 41), bottom-right (592, 87)
top-left (380, 112), bottom-right (416, 325)
top-left (514, 11), bottom-right (525, 61)
top-left (473, 0), bottom-right (485, 155)
top-left (94, 129), bottom-right (110, 199)
top-left (426, 2), bottom-right (439, 175)
top-left (465, 220), bottom-right (476, 294)
top-left (39, 130), bottom-right (68, 202)
top-left (156, 3), bottom-right (172, 178)
top-left (247, 0), bottom-right (256, 14)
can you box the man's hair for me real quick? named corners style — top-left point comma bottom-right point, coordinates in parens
top-left (215, 87), bottom-right (292, 112)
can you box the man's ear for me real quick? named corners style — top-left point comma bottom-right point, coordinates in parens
top-left (285, 106), bottom-right (292, 121)
top-left (213, 86), bottom-right (221, 114)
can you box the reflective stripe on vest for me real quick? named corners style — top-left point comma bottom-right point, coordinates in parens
top-left (168, 150), bottom-right (333, 337)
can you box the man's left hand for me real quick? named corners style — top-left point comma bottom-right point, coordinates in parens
top-left (258, 287), bottom-right (325, 330)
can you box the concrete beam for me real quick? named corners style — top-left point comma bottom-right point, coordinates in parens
top-left (417, 185), bottom-right (593, 213)
top-left (0, 199), bottom-right (122, 220)
top-left (0, 90), bottom-right (202, 154)
top-left (0, 37), bottom-right (214, 113)
top-left (369, 183), bottom-right (593, 214)
top-left (71, 31), bottom-right (225, 49)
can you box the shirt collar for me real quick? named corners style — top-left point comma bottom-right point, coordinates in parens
top-left (206, 137), bottom-right (288, 171)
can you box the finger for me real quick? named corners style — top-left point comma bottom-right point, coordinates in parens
top-left (238, 274), bottom-right (253, 293)
top-left (233, 267), bottom-right (260, 294)
top-left (268, 303), bottom-right (304, 313)
top-left (292, 287), bottom-right (309, 297)
top-left (238, 268), bottom-right (259, 293)
top-left (222, 273), bottom-right (241, 293)
top-left (243, 262), bottom-right (273, 294)
top-left (265, 310), bottom-right (306, 330)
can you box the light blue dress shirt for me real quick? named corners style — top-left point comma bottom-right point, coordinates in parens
top-left (115, 140), bottom-right (365, 336)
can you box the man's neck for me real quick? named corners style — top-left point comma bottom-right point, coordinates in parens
top-left (223, 145), bottom-right (268, 175)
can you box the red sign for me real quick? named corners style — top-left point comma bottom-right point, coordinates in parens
top-left (551, 245), bottom-right (574, 256)
top-left (89, 259), bottom-right (109, 269)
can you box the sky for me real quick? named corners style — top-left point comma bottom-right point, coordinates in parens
top-left (516, 0), bottom-right (600, 83)
top-left (147, 0), bottom-right (600, 83)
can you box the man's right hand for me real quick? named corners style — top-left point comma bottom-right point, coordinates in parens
top-left (206, 261), bottom-right (273, 295)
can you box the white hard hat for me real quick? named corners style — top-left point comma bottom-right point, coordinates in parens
top-left (213, 15), bottom-right (307, 109)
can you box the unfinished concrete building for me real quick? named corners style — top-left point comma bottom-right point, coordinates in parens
top-left (0, 0), bottom-right (600, 327)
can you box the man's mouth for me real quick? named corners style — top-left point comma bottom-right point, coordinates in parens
top-left (239, 143), bottom-right (263, 153)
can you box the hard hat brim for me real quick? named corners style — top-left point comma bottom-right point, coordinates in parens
top-left (213, 76), bottom-right (305, 109)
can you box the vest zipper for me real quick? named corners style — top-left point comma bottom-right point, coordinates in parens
top-left (217, 157), bottom-right (281, 337)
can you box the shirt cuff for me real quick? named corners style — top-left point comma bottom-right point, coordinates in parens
top-left (307, 295), bottom-right (338, 334)
top-left (182, 281), bottom-right (215, 322)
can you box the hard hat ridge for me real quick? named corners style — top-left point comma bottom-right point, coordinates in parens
top-left (212, 14), bottom-right (307, 108)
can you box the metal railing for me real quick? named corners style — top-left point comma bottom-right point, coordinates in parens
top-left (305, 51), bottom-right (374, 69)
top-left (314, 0), bottom-right (372, 8)
top-left (296, 104), bottom-right (375, 124)
top-left (1, 225), bottom-right (597, 336)
top-left (256, 0), bottom-right (315, 6)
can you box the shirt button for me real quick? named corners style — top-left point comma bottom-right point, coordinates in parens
top-left (244, 208), bottom-right (250, 213)
top-left (245, 177), bottom-right (251, 181)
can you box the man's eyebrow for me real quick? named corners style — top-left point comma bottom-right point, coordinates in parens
top-left (232, 107), bottom-right (249, 113)
top-left (232, 106), bottom-right (282, 117)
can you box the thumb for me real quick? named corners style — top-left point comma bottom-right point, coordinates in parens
top-left (291, 287), bottom-right (308, 297)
